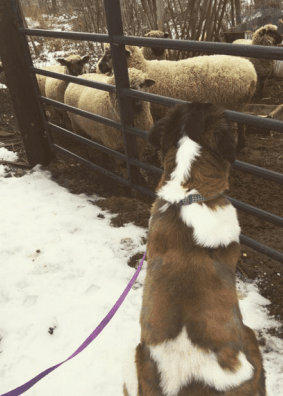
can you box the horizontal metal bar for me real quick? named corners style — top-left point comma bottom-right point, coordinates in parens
top-left (232, 160), bottom-right (283, 184)
top-left (18, 28), bottom-right (283, 61)
top-left (225, 109), bottom-right (283, 133)
top-left (40, 97), bottom-right (122, 130)
top-left (129, 157), bottom-right (164, 176)
top-left (51, 144), bottom-right (129, 186)
top-left (19, 28), bottom-right (110, 43)
top-left (32, 67), bottom-right (116, 93)
top-left (121, 87), bottom-right (186, 107)
top-left (48, 123), bottom-right (126, 161)
top-left (240, 234), bottom-right (283, 264)
top-left (121, 89), bottom-right (283, 134)
top-left (125, 125), bottom-right (148, 139)
top-left (114, 35), bottom-right (283, 61)
top-left (227, 196), bottom-right (283, 228)
top-left (132, 183), bottom-right (157, 200)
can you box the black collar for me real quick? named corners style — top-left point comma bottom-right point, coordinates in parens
top-left (179, 193), bottom-right (221, 206)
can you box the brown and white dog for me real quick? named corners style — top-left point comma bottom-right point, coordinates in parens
top-left (123, 102), bottom-right (266, 396)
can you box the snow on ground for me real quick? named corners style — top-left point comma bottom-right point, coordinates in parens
top-left (0, 147), bottom-right (282, 395)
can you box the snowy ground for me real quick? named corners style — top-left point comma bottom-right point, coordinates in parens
top-left (0, 147), bottom-right (282, 396)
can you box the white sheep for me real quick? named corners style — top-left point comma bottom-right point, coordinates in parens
top-left (141, 30), bottom-right (169, 61)
top-left (64, 68), bottom-right (155, 177)
top-left (233, 24), bottom-right (282, 97)
top-left (43, 54), bottom-right (90, 128)
top-left (97, 44), bottom-right (257, 123)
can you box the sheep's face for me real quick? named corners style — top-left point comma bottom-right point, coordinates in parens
top-left (256, 24), bottom-right (282, 46)
top-left (108, 70), bottom-right (155, 115)
top-left (98, 48), bottom-right (113, 74)
top-left (143, 30), bottom-right (169, 57)
top-left (57, 55), bottom-right (90, 76)
top-left (148, 102), bottom-right (236, 166)
top-left (130, 77), bottom-right (155, 114)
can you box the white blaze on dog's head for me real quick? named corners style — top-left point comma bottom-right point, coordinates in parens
top-left (158, 136), bottom-right (201, 203)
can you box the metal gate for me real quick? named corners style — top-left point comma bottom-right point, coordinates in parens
top-left (0, 0), bottom-right (283, 264)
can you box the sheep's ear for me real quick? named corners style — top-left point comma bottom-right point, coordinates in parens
top-left (164, 32), bottom-right (169, 38)
top-left (57, 58), bottom-right (68, 66)
top-left (82, 55), bottom-right (90, 64)
top-left (141, 79), bottom-right (155, 88)
top-left (215, 123), bottom-right (236, 164)
top-left (125, 47), bottom-right (133, 57)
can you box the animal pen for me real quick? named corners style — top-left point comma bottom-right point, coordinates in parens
top-left (1, 0), bottom-right (283, 264)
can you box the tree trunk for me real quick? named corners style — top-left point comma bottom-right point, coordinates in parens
top-left (52, 0), bottom-right (57, 14)
top-left (234, 0), bottom-right (241, 25)
top-left (156, 0), bottom-right (164, 31)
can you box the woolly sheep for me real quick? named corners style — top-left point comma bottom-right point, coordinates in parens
top-left (41, 54), bottom-right (90, 127)
top-left (233, 24), bottom-right (282, 97)
top-left (141, 30), bottom-right (169, 61)
top-left (97, 44), bottom-right (258, 122)
top-left (64, 68), bottom-right (155, 177)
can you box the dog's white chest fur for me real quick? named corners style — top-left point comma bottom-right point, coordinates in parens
top-left (180, 201), bottom-right (240, 248)
top-left (149, 327), bottom-right (254, 396)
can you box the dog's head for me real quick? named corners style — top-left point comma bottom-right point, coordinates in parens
top-left (148, 102), bottom-right (236, 166)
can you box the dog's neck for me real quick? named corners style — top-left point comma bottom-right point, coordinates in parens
top-left (154, 136), bottom-right (240, 248)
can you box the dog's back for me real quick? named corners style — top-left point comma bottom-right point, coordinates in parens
top-left (123, 103), bottom-right (266, 396)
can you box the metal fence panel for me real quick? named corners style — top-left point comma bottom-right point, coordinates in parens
top-left (2, 0), bottom-right (283, 264)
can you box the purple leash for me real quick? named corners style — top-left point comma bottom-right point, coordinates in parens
top-left (1, 252), bottom-right (146, 396)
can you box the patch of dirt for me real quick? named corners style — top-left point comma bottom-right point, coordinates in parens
top-left (0, 77), bottom-right (283, 339)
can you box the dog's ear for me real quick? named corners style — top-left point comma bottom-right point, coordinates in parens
top-left (182, 102), bottom-right (213, 143)
top-left (148, 117), bottom-right (166, 149)
top-left (148, 105), bottom-right (183, 150)
top-left (215, 123), bottom-right (237, 164)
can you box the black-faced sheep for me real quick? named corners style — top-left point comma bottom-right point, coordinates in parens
top-left (37, 54), bottom-right (89, 127)
top-left (64, 68), bottom-right (155, 178)
top-left (141, 30), bottom-right (169, 61)
top-left (233, 24), bottom-right (282, 98)
top-left (97, 44), bottom-right (257, 123)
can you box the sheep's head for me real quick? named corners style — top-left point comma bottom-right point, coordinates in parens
top-left (97, 43), bottom-right (113, 74)
top-left (108, 68), bottom-right (155, 115)
top-left (143, 30), bottom-right (169, 57)
top-left (148, 102), bottom-right (236, 168)
top-left (253, 24), bottom-right (282, 46)
top-left (57, 54), bottom-right (90, 76)
top-left (97, 44), bottom-right (144, 75)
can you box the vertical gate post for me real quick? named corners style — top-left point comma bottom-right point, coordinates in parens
top-left (0, 0), bottom-right (53, 166)
top-left (104, 0), bottom-right (141, 187)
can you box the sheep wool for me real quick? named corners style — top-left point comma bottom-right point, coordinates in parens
top-left (141, 30), bottom-right (169, 61)
top-left (98, 44), bottom-right (257, 121)
top-left (233, 24), bottom-right (282, 97)
top-left (64, 68), bottom-right (155, 177)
